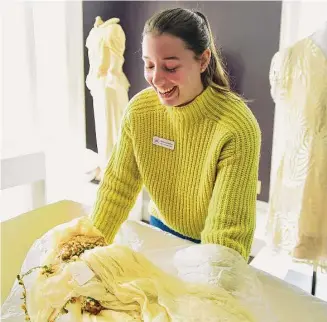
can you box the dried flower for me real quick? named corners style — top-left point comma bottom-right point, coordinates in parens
top-left (17, 235), bottom-right (106, 321)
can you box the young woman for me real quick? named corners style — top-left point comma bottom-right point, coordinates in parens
top-left (90, 8), bottom-right (261, 261)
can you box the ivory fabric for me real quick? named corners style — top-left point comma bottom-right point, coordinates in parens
top-left (2, 218), bottom-right (327, 322)
top-left (267, 36), bottom-right (327, 268)
top-left (17, 218), bottom-right (255, 322)
top-left (31, 245), bottom-right (255, 322)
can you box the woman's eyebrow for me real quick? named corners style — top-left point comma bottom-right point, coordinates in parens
top-left (142, 56), bottom-right (180, 61)
top-left (163, 56), bottom-right (180, 61)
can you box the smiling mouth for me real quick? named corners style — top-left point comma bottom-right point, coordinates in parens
top-left (158, 86), bottom-right (177, 98)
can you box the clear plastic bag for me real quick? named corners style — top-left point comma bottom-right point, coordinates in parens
top-left (1, 217), bottom-right (259, 322)
top-left (174, 244), bottom-right (277, 322)
top-left (114, 221), bottom-right (277, 322)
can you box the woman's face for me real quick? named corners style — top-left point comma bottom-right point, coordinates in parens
top-left (142, 33), bottom-right (208, 107)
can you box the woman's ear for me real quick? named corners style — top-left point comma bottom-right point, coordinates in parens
top-left (200, 48), bottom-right (211, 72)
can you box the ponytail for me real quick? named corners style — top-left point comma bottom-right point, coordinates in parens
top-left (194, 11), bottom-right (231, 92)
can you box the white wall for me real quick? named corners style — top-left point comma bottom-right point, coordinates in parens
top-left (1, 1), bottom-right (86, 220)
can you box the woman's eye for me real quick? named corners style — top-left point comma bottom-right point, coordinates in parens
top-left (165, 67), bottom-right (178, 73)
top-left (144, 65), bottom-right (179, 73)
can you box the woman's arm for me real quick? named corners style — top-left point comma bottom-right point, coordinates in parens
top-left (201, 114), bottom-right (261, 261)
top-left (90, 110), bottom-right (143, 243)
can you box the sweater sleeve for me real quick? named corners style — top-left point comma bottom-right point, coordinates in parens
top-left (90, 109), bottom-right (143, 243)
top-left (201, 115), bottom-right (261, 261)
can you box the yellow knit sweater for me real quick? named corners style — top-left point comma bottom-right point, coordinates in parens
top-left (90, 86), bottom-right (261, 260)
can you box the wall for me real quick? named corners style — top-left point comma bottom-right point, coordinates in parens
top-left (82, 1), bottom-right (282, 202)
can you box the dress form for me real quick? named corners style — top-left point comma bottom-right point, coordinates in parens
top-left (86, 17), bottom-right (130, 178)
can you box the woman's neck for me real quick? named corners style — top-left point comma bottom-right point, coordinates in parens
top-left (176, 84), bottom-right (205, 108)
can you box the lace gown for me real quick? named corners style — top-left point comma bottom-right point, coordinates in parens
top-left (267, 36), bottom-right (327, 268)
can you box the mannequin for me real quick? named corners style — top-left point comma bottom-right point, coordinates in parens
top-left (86, 17), bottom-right (130, 179)
top-left (267, 22), bottom-right (327, 269)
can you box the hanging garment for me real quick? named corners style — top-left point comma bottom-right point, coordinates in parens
top-left (86, 17), bottom-right (130, 171)
top-left (267, 28), bottom-right (327, 268)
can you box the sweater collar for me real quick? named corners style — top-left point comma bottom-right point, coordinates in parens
top-left (163, 86), bottom-right (218, 123)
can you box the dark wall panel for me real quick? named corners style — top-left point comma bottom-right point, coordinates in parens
top-left (82, 1), bottom-right (282, 201)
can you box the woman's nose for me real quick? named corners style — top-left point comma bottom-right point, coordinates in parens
top-left (152, 68), bottom-right (165, 87)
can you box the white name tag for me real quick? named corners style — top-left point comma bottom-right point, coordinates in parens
top-left (153, 136), bottom-right (175, 150)
top-left (69, 261), bottom-right (95, 286)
